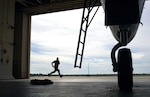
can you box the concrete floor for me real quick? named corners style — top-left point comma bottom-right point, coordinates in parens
top-left (0, 76), bottom-right (150, 97)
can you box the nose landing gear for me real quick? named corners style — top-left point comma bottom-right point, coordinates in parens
top-left (111, 25), bottom-right (133, 91)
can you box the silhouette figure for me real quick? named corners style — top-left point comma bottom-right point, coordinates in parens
top-left (48, 57), bottom-right (63, 78)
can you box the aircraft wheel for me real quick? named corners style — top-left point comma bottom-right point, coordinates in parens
top-left (117, 48), bottom-right (133, 91)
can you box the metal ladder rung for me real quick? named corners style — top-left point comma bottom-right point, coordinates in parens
top-left (78, 53), bottom-right (83, 55)
top-left (83, 17), bottom-right (88, 21)
top-left (80, 41), bottom-right (84, 44)
top-left (81, 29), bottom-right (86, 32)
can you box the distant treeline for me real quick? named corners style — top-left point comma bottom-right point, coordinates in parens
top-left (30, 73), bottom-right (150, 77)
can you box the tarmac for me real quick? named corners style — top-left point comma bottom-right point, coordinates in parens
top-left (0, 75), bottom-right (150, 97)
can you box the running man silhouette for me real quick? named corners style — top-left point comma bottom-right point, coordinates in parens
top-left (48, 57), bottom-right (63, 78)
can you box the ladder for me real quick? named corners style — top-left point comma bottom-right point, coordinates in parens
top-left (74, 0), bottom-right (100, 68)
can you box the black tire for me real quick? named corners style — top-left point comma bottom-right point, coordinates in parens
top-left (118, 48), bottom-right (133, 91)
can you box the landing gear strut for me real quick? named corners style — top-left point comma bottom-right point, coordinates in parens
top-left (111, 25), bottom-right (133, 91)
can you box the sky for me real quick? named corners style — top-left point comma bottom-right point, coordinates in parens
top-left (30, 1), bottom-right (150, 75)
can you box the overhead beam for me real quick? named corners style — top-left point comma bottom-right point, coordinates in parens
top-left (24, 0), bottom-right (101, 15)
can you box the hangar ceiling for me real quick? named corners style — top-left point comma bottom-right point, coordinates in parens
top-left (16, 0), bottom-right (101, 15)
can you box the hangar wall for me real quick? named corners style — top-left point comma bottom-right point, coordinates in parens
top-left (0, 0), bottom-right (15, 79)
top-left (0, 0), bottom-right (30, 79)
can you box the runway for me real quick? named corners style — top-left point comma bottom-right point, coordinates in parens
top-left (0, 75), bottom-right (150, 97)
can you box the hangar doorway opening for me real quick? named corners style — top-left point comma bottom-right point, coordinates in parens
top-left (30, 10), bottom-right (82, 76)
